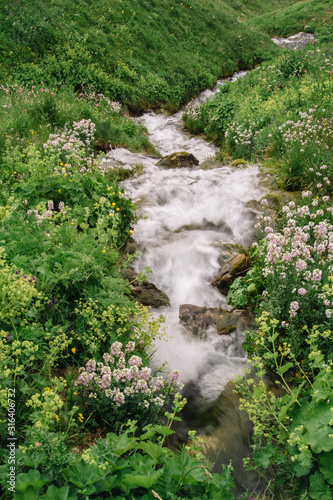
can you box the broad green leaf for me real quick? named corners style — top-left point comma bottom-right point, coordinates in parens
top-left (319, 452), bottom-right (333, 485)
top-left (253, 445), bottom-right (275, 469)
top-left (137, 441), bottom-right (163, 461)
top-left (113, 433), bottom-right (138, 455)
top-left (293, 449), bottom-right (313, 477)
top-left (14, 486), bottom-right (39, 500)
top-left (64, 460), bottom-right (105, 488)
top-left (303, 403), bottom-right (333, 453)
top-left (152, 425), bottom-right (175, 438)
top-left (309, 471), bottom-right (332, 500)
top-left (276, 362), bottom-right (294, 376)
top-left (40, 485), bottom-right (70, 500)
top-left (123, 469), bottom-right (163, 488)
top-left (15, 470), bottom-right (46, 492)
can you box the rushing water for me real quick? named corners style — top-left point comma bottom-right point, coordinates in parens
top-left (102, 33), bottom-right (314, 495)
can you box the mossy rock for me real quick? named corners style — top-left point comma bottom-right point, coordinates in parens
top-left (156, 152), bottom-right (199, 169)
top-left (259, 192), bottom-right (282, 210)
top-left (231, 158), bottom-right (248, 167)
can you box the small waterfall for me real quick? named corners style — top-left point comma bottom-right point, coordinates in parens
top-left (102, 32), bottom-right (313, 496)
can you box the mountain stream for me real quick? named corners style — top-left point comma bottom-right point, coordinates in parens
top-left (103, 32), bottom-right (314, 495)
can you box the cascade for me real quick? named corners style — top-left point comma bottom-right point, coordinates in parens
top-left (102, 32), bottom-right (314, 495)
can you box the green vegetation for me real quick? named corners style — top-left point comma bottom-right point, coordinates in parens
top-left (1, 0), bottom-right (333, 497)
top-left (248, 0), bottom-right (333, 37)
top-left (183, 41), bottom-right (333, 191)
top-left (0, 0), bottom-right (277, 112)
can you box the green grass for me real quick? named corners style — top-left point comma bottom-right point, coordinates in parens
top-left (0, 0), bottom-right (278, 112)
top-left (247, 0), bottom-right (333, 37)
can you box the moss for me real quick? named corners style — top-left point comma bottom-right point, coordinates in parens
top-left (231, 158), bottom-right (248, 166)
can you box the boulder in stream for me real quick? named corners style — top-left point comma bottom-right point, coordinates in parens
top-left (211, 253), bottom-right (250, 295)
top-left (156, 151), bottom-right (199, 169)
top-left (121, 269), bottom-right (170, 308)
top-left (179, 304), bottom-right (254, 337)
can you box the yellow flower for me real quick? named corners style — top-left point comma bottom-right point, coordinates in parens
top-left (130, 230), bottom-right (134, 234)
top-left (73, 392), bottom-right (77, 395)
top-left (44, 387), bottom-right (51, 391)
top-left (55, 415), bottom-right (59, 421)
top-left (58, 189), bottom-right (61, 193)
top-left (60, 163), bottom-right (63, 166)
top-left (14, 172), bottom-right (16, 174)
top-left (102, 249), bottom-right (106, 253)
top-left (112, 202), bottom-right (116, 206)
top-left (64, 164), bottom-right (68, 166)
top-left (116, 208), bottom-right (120, 211)
top-left (71, 347), bottom-right (76, 354)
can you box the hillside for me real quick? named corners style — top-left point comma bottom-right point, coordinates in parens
top-left (247, 0), bottom-right (333, 37)
top-left (0, 0), bottom-right (279, 112)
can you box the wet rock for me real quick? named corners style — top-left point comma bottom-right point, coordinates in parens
top-left (259, 192), bottom-right (282, 210)
top-left (245, 199), bottom-right (263, 212)
top-left (174, 219), bottom-right (232, 234)
top-left (121, 269), bottom-right (170, 308)
top-left (211, 253), bottom-right (250, 295)
top-left (156, 151), bottom-right (199, 169)
top-left (179, 304), bottom-right (232, 336)
top-left (200, 158), bottom-right (226, 170)
top-left (179, 304), bottom-right (254, 337)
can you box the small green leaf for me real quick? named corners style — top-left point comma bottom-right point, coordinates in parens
top-left (276, 362), bottom-right (294, 376)
top-left (253, 445), bottom-right (275, 469)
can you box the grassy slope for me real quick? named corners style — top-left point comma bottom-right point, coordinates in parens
top-left (0, 0), bottom-right (279, 112)
top-left (247, 0), bottom-right (333, 36)
top-left (223, 0), bottom-right (304, 20)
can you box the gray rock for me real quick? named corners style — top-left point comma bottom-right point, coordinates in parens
top-left (121, 269), bottom-right (170, 308)
top-left (179, 304), bottom-right (254, 337)
top-left (211, 254), bottom-right (250, 295)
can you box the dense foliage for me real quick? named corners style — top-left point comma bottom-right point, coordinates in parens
top-left (183, 41), bottom-right (333, 192)
top-left (1, 0), bottom-right (333, 498)
top-left (247, 0), bottom-right (333, 37)
top-left (0, 0), bottom-right (277, 112)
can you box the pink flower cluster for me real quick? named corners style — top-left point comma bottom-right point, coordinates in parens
top-left (75, 341), bottom-right (181, 410)
top-left (257, 193), bottom-right (333, 321)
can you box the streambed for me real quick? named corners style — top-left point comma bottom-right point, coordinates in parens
top-left (103, 32), bottom-right (314, 495)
